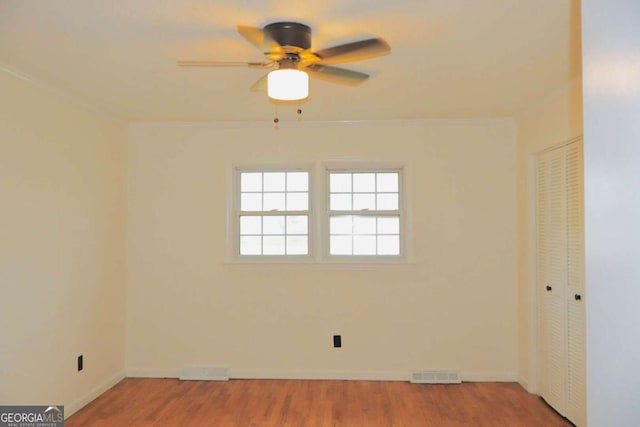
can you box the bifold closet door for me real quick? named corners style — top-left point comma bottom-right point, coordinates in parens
top-left (535, 139), bottom-right (585, 427)
top-left (536, 146), bottom-right (568, 416)
top-left (565, 142), bottom-right (586, 427)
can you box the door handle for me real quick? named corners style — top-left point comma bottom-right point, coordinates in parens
top-left (575, 294), bottom-right (582, 301)
top-left (546, 285), bottom-right (552, 292)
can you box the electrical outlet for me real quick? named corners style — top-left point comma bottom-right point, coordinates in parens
top-left (333, 335), bottom-right (342, 348)
top-left (77, 355), bottom-right (83, 371)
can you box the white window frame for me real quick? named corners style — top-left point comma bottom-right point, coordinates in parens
top-left (229, 165), bottom-right (314, 262)
top-left (324, 167), bottom-right (405, 261)
top-left (225, 161), bottom-right (413, 268)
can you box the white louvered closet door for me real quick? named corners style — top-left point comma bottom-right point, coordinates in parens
top-left (565, 141), bottom-right (586, 427)
top-left (535, 139), bottom-right (585, 427)
top-left (537, 145), bottom-right (568, 416)
top-left (535, 149), bottom-right (551, 400)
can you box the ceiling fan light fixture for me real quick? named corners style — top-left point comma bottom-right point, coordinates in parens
top-left (267, 69), bottom-right (309, 101)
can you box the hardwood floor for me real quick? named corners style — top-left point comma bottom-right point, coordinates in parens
top-left (66, 378), bottom-right (572, 427)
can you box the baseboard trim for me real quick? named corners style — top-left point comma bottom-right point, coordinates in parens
top-left (65, 371), bottom-right (125, 419)
top-left (518, 375), bottom-right (538, 394)
top-left (460, 372), bottom-right (518, 382)
top-left (231, 369), bottom-right (409, 381)
top-left (126, 368), bottom-right (517, 383)
top-left (126, 368), bottom-right (180, 378)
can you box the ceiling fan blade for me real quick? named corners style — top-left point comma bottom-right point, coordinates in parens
top-left (305, 64), bottom-right (370, 86)
top-left (237, 25), bottom-right (284, 60)
top-left (313, 38), bottom-right (390, 64)
top-left (177, 60), bottom-right (274, 69)
top-left (237, 25), bottom-right (265, 51)
top-left (250, 74), bottom-right (268, 92)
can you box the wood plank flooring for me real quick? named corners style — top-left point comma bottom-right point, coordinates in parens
top-left (66, 378), bottom-right (573, 427)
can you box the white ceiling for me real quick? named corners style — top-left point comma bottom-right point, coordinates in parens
top-left (0, 0), bottom-right (581, 123)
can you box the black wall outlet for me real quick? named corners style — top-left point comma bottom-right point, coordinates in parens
top-left (333, 335), bottom-right (342, 348)
top-left (77, 355), bottom-right (83, 371)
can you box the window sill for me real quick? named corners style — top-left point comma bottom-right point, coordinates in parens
top-left (223, 259), bottom-right (416, 271)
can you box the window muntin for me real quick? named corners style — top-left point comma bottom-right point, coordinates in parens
top-left (328, 171), bottom-right (401, 256)
top-left (238, 171), bottom-right (309, 256)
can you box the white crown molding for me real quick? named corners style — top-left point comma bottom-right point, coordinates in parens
top-left (128, 116), bottom-right (515, 130)
top-left (0, 64), bottom-right (126, 124)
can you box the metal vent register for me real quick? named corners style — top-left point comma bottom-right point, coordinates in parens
top-left (410, 370), bottom-right (461, 384)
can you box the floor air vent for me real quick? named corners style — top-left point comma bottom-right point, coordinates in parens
top-left (179, 366), bottom-right (229, 381)
top-left (410, 370), bottom-right (461, 384)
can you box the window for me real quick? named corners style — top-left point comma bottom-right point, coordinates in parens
top-left (238, 171), bottom-right (309, 256)
top-left (232, 166), bottom-right (405, 262)
top-left (328, 171), bottom-right (401, 256)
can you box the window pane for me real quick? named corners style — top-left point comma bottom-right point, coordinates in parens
top-left (330, 235), bottom-right (352, 255)
top-left (241, 193), bottom-right (262, 211)
top-left (330, 194), bottom-right (352, 211)
top-left (241, 172), bottom-right (262, 192)
top-left (240, 236), bottom-right (261, 255)
top-left (263, 236), bottom-right (285, 255)
top-left (354, 235), bottom-right (376, 255)
top-left (263, 193), bottom-right (286, 211)
top-left (330, 215), bottom-right (352, 235)
top-left (240, 216), bottom-right (261, 235)
top-left (377, 235), bottom-right (400, 255)
top-left (287, 172), bottom-right (308, 191)
top-left (353, 216), bottom-right (376, 235)
top-left (238, 169), bottom-right (311, 257)
top-left (286, 192), bottom-right (308, 211)
top-left (330, 173), bottom-right (351, 193)
top-left (263, 216), bottom-right (285, 235)
top-left (286, 236), bottom-right (308, 255)
top-left (263, 172), bottom-right (286, 191)
top-left (287, 215), bottom-right (308, 235)
top-left (353, 193), bottom-right (376, 210)
top-left (378, 216), bottom-right (400, 235)
top-left (377, 193), bottom-right (399, 210)
top-left (353, 173), bottom-right (375, 192)
top-left (377, 173), bottom-right (398, 192)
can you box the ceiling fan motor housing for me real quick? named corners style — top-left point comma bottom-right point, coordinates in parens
top-left (264, 22), bottom-right (312, 51)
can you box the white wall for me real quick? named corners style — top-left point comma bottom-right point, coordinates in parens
top-left (0, 71), bottom-right (127, 416)
top-left (515, 77), bottom-right (583, 391)
top-left (582, 1), bottom-right (640, 424)
top-left (126, 119), bottom-right (518, 380)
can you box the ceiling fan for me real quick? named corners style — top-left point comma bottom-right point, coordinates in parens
top-left (177, 22), bottom-right (390, 101)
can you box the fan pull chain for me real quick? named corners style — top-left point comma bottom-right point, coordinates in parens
top-left (297, 107), bottom-right (303, 121)
top-left (273, 105), bottom-right (280, 130)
